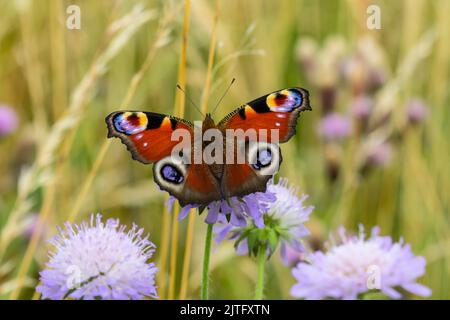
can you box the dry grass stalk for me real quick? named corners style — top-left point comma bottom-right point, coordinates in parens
top-left (6, 4), bottom-right (156, 298)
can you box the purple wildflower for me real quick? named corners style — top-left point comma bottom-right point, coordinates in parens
top-left (281, 243), bottom-right (307, 267)
top-left (291, 225), bottom-right (431, 300)
top-left (366, 142), bottom-right (392, 167)
top-left (206, 192), bottom-right (276, 227)
top-left (37, 214), bottom-right (158, 300)
top-left (318, 113), bottom-right (351, 140)
top-left (0, 105), bottom-right (18, 136)
top-left (168, 191), bottom-right (276, 228)
top-left (406, 99), bottom-right (428, 124)
top-left (350, 95), bottom-right (373, 120)
top-left (214, 178), bottom-right (313, 259)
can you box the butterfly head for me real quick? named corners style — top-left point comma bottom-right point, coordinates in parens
top-left (202, 113), bottom-right (216, 130)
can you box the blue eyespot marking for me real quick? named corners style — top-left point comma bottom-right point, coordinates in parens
top-left (252, 148), bottom-right (272, 170)
top-left (161, 164), bottom-right (184, 184)
top-left (113, 112), bottom-right (148, 135)
top-left (266, 89), bottom-right (303, 112)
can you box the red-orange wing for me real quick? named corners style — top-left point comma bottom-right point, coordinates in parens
top-left (180, 163), bottom-right (222, 206)
top-left (106, 111), bottom-right (194, 164)
top-left (220, 140), bottom-right (282, 199)
top-left (107, 111), bottom-right (222, 206)
top-left (218, 87), bottom-right (311, 143)
top-left (218, 88), bottom-right (310, 198)
top-left (221, 163), bottom-right (263, 199)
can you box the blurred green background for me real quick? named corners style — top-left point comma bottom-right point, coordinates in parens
top-left (0, 0), bottom-right (449, 299)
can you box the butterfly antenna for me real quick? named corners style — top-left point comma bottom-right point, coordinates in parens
top-left (211, 78), bottom-right (236, 115)
top-left (176, 84), bottom-right (205, 117)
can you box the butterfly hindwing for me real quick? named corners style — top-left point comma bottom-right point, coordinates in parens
top-left (153, 157), bottom-right (222, 206)
top-left (220, 140), bottom-right (282, 198)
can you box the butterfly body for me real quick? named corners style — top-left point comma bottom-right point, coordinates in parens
top-left (106, 87), bottom-right (311, 206)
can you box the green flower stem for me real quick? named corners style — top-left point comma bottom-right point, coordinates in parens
top-left (201, 223), bottom-right (214, 300)
top-left (254, 246), bottom-right (266, 300)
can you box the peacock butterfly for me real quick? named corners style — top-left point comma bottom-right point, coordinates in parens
top-left (105, 87), bottom-right (311, 206)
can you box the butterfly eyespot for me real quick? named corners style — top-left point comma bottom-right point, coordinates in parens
top-left (161, 164), bottom-right (184, 184)
top-left (113, 112), bottom-right (148, 135)
top-left (252, 148), bottom-right (272, 170)
top-left (153, 157), bottom-right (187, 192)
top-left (266, 89), bottom-right (303, 112)
top-left (247, 142), bottom-right (281, 176)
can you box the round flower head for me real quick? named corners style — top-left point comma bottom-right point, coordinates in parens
top-left (291, 225), bottom-right (431, 300)
top-left (366, 142), bottom-right (392, 167)
top-left (350, 95), bottom-right (373, 120)
top-left (37, 214), bottom-right (158, 300)
top-left (0, 104), bottom-right (18, 136)
top-left (406, 99), bottom-right (428, 124)
top-left (215, 178), bottom-right (313, 260)
top-left (318, 113), bottom-right (351, 141)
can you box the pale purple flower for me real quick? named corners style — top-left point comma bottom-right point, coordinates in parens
top-left (168, 191), bottom-right (276, 228)
top-left (215, 178), bottom-right (313, 259)
top-left (281, 243), bottom-right (307, 267)
top-left (264, 179), bottom-right (312, 252)
top-left (350, 96), bottom-right (373, 120)
top-left (0, 105), bottom-right (18, 136)
top-left (406, 99), bottom-right (428, 124)
top-left (366, 142), bottom-right (392, 167)
top-left (37, 214), bottom-right (158, 300)
top-left (318, 113), bottom-right (351, 140)
top-left (291, 225), bottom-right (431, 300)
top-left (206, 192), bottom-right (276, 227)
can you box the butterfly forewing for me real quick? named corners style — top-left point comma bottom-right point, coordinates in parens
top-left (106, 111), bottom-right (222, 206)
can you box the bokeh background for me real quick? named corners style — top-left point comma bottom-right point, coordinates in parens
top-left (0, 0), bottom-right (449, 299)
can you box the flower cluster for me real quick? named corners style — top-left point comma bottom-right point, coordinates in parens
top-left (290, 226), bottom-right (431, 300)
top-left (214, 178), bottom-right (313, 261)
top-left (37, 214), bottom-right (158, 300)
top-left (167, 190), bottom-right (276, 228)
top-left (318, 113), bottom-right (351, 141)
top-left (35, 182), bottom-right (432, 301)
top-left (296, 35), bottom-right (429, 181)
